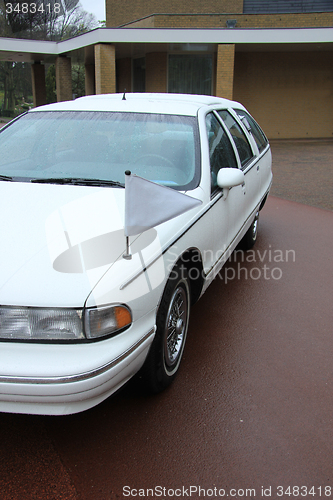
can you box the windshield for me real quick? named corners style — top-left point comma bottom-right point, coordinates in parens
top-left (0, 111), bottom-right (200, 190)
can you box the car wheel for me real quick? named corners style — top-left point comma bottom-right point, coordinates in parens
top-left (240, 211), bottom-right (259, 250)
top-left (143, 265), bottom-right (190, 393)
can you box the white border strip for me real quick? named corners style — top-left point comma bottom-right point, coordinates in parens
top-left (0, 26), bottom-right (332, 55)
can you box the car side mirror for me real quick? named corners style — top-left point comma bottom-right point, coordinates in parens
top-left (217, 168), bottom-right (245, 189)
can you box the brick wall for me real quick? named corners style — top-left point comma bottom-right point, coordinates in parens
top-left (105, 1), bottom-right (333, 140)
top-left (233, 51), bottom-right (333, 139)
top-left (134, 12), bottom-right (333, 28)
top-left (216, 45), bottom-right (235, 100)
top-left (94, 44), bottom-right (116, 94)
top-left (55, 56), bottom-right (72, 102)
top-left (106, 0), bottom-right (243, 27)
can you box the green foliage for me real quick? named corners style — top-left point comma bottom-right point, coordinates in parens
top-left (45, 64), bottom-right (57, 103)
top-left (72, 62), bottom-right (85, 99)
top-left (0, 61), bottom-right (32, 115)
top-left (0, 2), bottom-right (99, 111)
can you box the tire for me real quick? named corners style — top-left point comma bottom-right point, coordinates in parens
top-left (239, 211), bottom-right (259, 250)
top-left (143, 265), bottom-right (191, 393)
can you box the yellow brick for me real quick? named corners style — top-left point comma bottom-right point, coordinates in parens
top-left (94, 44), bottom-right (116, 94)
top-left (216, 44), bottom-right (235, 100)
top-left (55, 56), bottom-right (72, 102)
top-left (106, 0), bottom-right (243, 27)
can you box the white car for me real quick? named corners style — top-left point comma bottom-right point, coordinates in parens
top-left (0, 93), bottom-right (272, 415)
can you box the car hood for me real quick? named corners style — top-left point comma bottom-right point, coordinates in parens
top-left (0, 182), bottom-right (127, 307)
top-left (0, 182), bottom-right (204, 309)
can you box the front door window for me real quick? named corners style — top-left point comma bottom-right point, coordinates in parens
top-left (205, 112), bottom-right (238, 195)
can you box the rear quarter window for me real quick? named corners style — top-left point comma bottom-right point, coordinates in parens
top-left (234, 109), bottom-right (268, 153)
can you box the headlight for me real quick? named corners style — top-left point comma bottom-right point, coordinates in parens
top-left (85, 304), bottom-right (132, 340)
top-left (0, 304), bottom-right (132, 341)
top-left (0, 307), bottom-right (84, 341)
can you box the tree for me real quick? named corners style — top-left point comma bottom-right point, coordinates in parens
top-left (72, 51), bottom-right (85, 99)
top-left (0, 61), bottom-right (32, 115)
top-left (0, 1), bottom-right (99, 114)
top-left (1, 0), bottom-right (99, 40)
top-left (0, 62), bottom-right (15, 115)
top-left (0, 0), bottom-right (84, 40)
top-left (51, 4), bottom-right (98, 40)
top-left (45, 64), bottom-right (57, 103)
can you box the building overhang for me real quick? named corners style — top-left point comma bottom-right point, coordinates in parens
top-left (1, 26), bottom-right (332, 62)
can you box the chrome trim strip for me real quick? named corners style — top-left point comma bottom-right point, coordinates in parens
top-left (205, 186), bottom-right (271, 278)
top-left (0, 328), bottom-right (155, 385)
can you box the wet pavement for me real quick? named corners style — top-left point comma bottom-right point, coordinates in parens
top-left (270, 139), bottom-right (333, 211)
top-left (0, 141), bottom-right (332, 500)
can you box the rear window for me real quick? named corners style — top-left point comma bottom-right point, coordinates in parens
top-left (0, 111), bottom-right (200, 190)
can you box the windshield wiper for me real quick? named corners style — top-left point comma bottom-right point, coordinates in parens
top-left (0, 175), bottom-right (13, 181)
top-left (30, 177), bottom-right (124, 187)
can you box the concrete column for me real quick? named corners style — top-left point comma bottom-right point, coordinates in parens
top-left (85, 63), bottom-right (95, 95)
top-left (146, 52), bottom-right (167, 93)
top-left (55, 56), bottom-right (72, 102)
top-left (94, 44), bottom-right (116, 94)
top-left (31, 62), bottom-right (46, 107)
top-left (216, 44), bottom-right (235, 100)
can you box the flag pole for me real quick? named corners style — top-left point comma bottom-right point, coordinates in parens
top-left (123, 235), bottom-right (132, 260)
top-left (123, 170), bottom-right (132, 260)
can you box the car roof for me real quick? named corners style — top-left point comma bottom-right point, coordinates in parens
top-left (30, 93), bottom-right (245, 116)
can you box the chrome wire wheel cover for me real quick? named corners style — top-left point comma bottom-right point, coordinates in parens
top-left (252, 212), bottom-right (259, 240)
top-left (164, 284), bottom-right (188, 370)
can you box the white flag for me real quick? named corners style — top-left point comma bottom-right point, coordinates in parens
top-left (124, 173), bottom-right (202, 237)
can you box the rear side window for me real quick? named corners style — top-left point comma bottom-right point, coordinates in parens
top-left (234, 109), bottom-right (268, 153)
top-left (218, 110), bottom-right (254, 168)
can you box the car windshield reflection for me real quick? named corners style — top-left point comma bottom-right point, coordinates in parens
top-left (0, 111), bottom-right (200, 190)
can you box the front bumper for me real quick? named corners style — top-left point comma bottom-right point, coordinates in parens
top-left (0, 314), bottom-right (155, 415)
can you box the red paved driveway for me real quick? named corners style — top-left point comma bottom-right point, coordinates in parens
top-left (0, 134), bottom-right (332, 499)
top-left (0, 195), bottom-right (332, 500)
